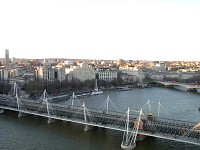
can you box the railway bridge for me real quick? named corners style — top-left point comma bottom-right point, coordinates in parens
top-left (0, 83), bottom-right (200, 149)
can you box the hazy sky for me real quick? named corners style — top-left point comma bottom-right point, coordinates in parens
top-left (0, 0), bottom-right (200, 61)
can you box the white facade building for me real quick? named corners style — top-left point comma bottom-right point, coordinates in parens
top-left (68, 62), bottom-right (96, 82)
top-left (97, 69), bottom-right (117, 82)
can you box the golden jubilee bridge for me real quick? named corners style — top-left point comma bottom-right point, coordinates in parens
top-left (0, 83), bottom-right (200, 150)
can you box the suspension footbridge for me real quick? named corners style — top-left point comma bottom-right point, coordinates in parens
top-left (0, 83), bottom-right (200, 149)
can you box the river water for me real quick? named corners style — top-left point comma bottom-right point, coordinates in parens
top-left (1, 87), bottom-right (200, 150)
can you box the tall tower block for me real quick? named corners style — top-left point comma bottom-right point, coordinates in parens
top-left (5, 49), bottom-right (9, 66)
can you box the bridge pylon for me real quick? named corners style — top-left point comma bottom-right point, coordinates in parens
top-left (103, 95), bottom-right (110, 112)
top-left (42, 89), bottom-right (52, 123)
top-left (82, 102), bottom-right (92, 131)
top-left (14, 83), bottom-right (24, 117)
top-left (70, 92), bottom-right (76, 106)
top-left (44, 97), bottom-right (53, 124)
top-left (143, 99), bottom-right (161, 118)
top-left (121, 108), bottom-right (143, 150)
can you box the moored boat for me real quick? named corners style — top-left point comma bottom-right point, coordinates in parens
top-left (91, 90), bottom-right (103, 95)
top-left (117, 87), bottom-right (131, 91)
top-left (91, 79), bottom-right (103, 95)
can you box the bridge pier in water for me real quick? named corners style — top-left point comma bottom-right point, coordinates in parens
top-left (47, 118), bottom-right (54, 124)
top-left (0, 108), bottom-right (4, 114)
top-left (84, 125), bottom-right (93, 132)
top-left (18, 112), bottom-right (24, 117)
top-left (121, 108), bottom-right (143, 150)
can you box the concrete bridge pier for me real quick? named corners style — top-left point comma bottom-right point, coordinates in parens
top-left (0, 108), bottom-right (4, 114)
top-left (121, 142), bottom-right (136, 150)
top-left (84, 125), bottom-right (93, 132)
top-left (18, 112), bottom-right (25, 117)
top-left (47, 118), bottom-right (54, 124)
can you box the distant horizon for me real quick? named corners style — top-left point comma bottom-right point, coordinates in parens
top-left (0, 56), bottom-right (199, 62)
top-left (0, 0), bottom-right (200, 61)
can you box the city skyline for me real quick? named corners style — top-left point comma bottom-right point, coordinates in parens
top-left (0, 0), bottom-right (200, 61)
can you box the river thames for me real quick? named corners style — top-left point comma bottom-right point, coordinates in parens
top-left (0, 87), bottom-right (200, 150)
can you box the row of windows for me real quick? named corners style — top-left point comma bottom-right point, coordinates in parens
top-left (99, 75), bottom-right (116, 77)
top-left (99, 75), bottom-right (116, 79)
top-left (98, 72), bottom-right (117, 75)
top-left (99, 78), bottom-right (114, 80)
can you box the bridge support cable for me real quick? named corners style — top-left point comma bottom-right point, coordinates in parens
top-left (45, 98), bottom-right (50, 116)
top-left (142, 100), bottom-right (164, 118)
top-left (43, 89), bottom-right (47, 102)
top-left (132, 109), bottom-right (143, 145)
top-left (15, 88), bottom-right (20, 110)
top-left (16, 92), bottom-right (24, 117)
top-left (158, 100), bottom-right (161, 118)
top-left (121, 108), bottom-right (143, 150)
top-left (42, 90), bottom-right (53, 123)
top-left (147, 99), bottom-right (151, 113)
top-left (68, 92), bottom-right (82, 107)
top-left (13, 82), bottom-right (17, 97)
top-left (39, 89), bottom-right (51, 103)
top-left (98, 95), bottom-right (121, 112)
top-left (82, 102), bottom-right (87, 123)
top-left (71, 92), bottom-right (76, 106)
top-left (82, 102), bottom-right (93, 131)
top-left (102, 95), bottom-right (110, 111)
top-left (106, 95), bottom-right (109, 111)
top-left (44, 97), bottom-right (51, 123)
top-left (42, 89), bottom-right (51, 102)
top-left (10, 82), bottom-right (29, 99)
top-left (14, 83), bottom-right (23, 117)
top-left (68, 92), bottom-right (76, 106)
